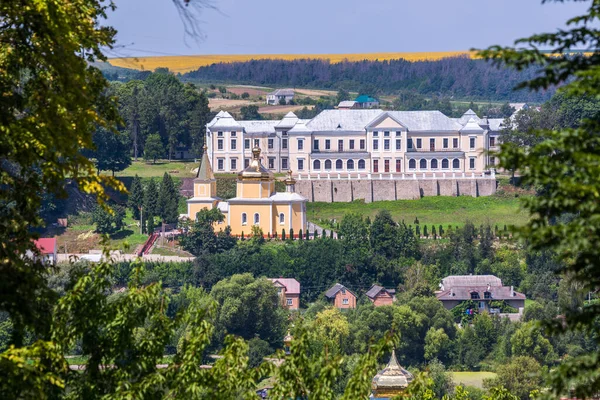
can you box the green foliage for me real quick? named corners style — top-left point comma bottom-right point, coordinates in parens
top-left (483, 356), bottom-right (543, 400)
top-left (158, 172), bottom-right (180, 224)
top-left (240, 105), bottom-right (262, 120)
top-left (127, 175), bottom-right (144, 220)
top-left (510, 322), bottom-right (556, 365)
top-left (144, 178), bottom-right (159, 217)
top-left (88, 127), bottom-right (131, 175)
top-left (180, 208), bottom-right (235, 256)
top-left (143, 133), bottom-right (164, 163)
top-left (91, 204), bottom-right (125, 234)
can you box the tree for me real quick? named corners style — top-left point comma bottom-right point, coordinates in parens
top-left (158, 173), bottom-right (180, 224)
top-left (240, 105), bottom-right (262, 120)
top-left (144, 178), bottom-right (159, 218)
top-left (510, 322), bottom-right (556, 365)
top-left (313, 307), bottom-right (350, 354)
top-left (89, 127), bottom-right (131, 176)
top-left (179, 208), bottom-right (231, 256)
top-left (144, 133), bottom-right (164, 163)
top-left (128, 175), bottom-right (144, 220)
top-left (336, 88), bottom-right (350, 104)
top-left (241, 92), bottom-right (250, 99)
top-left (483, 356), bottom-right (544, 400)
top-left (480, 2), bottom-right (600, 395)
top-left (424, 327), bottom-right (451, 363)
top-left (92, 205), bottom-right (124, 234)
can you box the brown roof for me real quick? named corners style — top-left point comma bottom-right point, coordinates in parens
top-left (365, 285), bottom-right (396, 299)
top-left (325, 283), bottom-right (356, 299)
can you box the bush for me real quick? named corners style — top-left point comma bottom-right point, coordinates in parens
top-left (241, 92), bottom-right (250, 99)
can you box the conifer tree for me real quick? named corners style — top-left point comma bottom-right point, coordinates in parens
top-left (432, 225), bottom-right (437, 239)
top-left (128, 175), bottom-right (144, 220)
top-left (158, 172), bottom-right (179, 224)
top-left (144, 178), bottom-right (159, 217)
top-left (281, 229), bottom-right (286, 240)
top-left (305, 229), bottom-right (310, 240)
top-left (298, 229), bottom-right (303, 241)
top-left (416, 225), bottom-right (421, 237)
top-left (146, 214), bottom-right (155, 234)
top-left (289, 228), bottom-right (294, 240)
top-left (330, 230), bottom-right (334, 239)
top-left (439, 225), bottom-right (444, 237)
top-left (322, 229), bottom-right (327, 239)
top-left (423, 225), bottom-right (428, 237)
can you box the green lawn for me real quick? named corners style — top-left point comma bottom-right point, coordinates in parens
top-left (450, 371), bottom-right (496, 389)
top-left (307, 195), bottom-right (530, 228)
top-left (104, 160), bottom-right (199, 179)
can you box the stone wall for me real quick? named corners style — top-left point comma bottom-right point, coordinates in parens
top-left (294, 178), bottom-right (497, 202)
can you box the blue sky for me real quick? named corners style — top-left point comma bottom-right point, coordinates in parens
top-left (106, 0), bottom-right (589, 57)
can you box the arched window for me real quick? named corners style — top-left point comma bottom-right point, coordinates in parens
top-left (431, 159), bottom-right (438, 169)
top-left (419, 159), bottom-right (427, 169)
top-left (442, 159), bottom-right (449, 169)
top-left (313, 160), bottom-right (321, 170)
top-left (336, 159), bottom-right (343, 170)
top-left (254, 213), bottom-right (260, 225)
top-left (358, 159), bottom-right (366, 170)
top-left (347, 159), bottom-right (355, 170)
top-left (324, 160), bottom-right (332, 170)
top-left (279, 213), bottom-right (285, 225)
top-left (453, 159), bottom-right (460, 169)
top-left (409, 159), bottom-right (416, 169)
top-left (241, 213), bottom-right (247, 225)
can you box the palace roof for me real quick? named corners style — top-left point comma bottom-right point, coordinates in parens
top-left (306, 109), bottom-right (383, 131)
top-left (385, 111), bottom-right (463, 131)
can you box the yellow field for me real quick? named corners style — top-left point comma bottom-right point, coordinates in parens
top-left (108, 51), bottom-right (475, 74)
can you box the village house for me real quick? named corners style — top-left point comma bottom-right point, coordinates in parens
top-left (354, 95), bottom-right (380, 108)
top-left (337, 100), bottom-right (359, 109)
top-left (365, 285), bottom-right (396, 307)
top-left (266, 88), bottom-right (295, 105)
top-left (30, 238), bottom-right (57, 265)
top-left (435, 275), bottom-right (526, 316)
top-left (186, 143), bottom-right (308, 237)
top-left (205, 108), bottom-right (505, 177)
top-left (325, 283), bottom-right (357, 309)
top-left (269, 278), bottom-right (300, 310)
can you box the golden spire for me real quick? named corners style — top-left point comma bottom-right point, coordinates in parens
top-left (371, 350), bottom-right (414, 398)
top-left (237, 146), bottom-right (274, 181)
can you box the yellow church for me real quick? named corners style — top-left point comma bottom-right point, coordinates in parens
top-left (187, 144), bottom-right (308, 237)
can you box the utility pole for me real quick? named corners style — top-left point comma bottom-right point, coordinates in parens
top-left (139, 206), bottom-right (143, 235)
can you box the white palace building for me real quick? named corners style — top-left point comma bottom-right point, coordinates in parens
top-left (205, 109), bottom-right (504, 177)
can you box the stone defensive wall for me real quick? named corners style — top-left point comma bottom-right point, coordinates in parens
top-left (294, 172), bottom-right (497, 203)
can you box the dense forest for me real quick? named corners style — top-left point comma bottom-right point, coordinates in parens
top-left (183, 57), bottom-right (554, 102)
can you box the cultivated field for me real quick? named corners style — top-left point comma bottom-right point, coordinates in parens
top-left (109, 51), bottom-right (475, 73)
top-left (208, 98), bottom-right (254, 111)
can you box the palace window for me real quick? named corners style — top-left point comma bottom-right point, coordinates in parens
top-left (347, 159), bottom-right (355, 170)
top-left (217, 131), bottom-right (223, 137)
top-left (396, 159), bottom-right (402, 172)
top-left (297, 159), bottom-right (304, 171)
top-left (419, 159), bottom-right (427, 169)
top-left (268, 139), bottom-right (274, 149)
top-left (254, 139), bottom-right (259, 148)
top-left (373, 160), bottom-right (379, 173)
top-left (314, 139), bottom-right (319, 150)
top-left (358, 159), bottom-right (366, 170)
top-left (313, 160), bottom-right (321, 170)
top-left (325, 160), bottom-right (332, 169)
top-left (373, 131), bottom-right (379, 137)
top-left (336, 159), bottom-right (343, 170)
top-left (470, 137), bottom-right (476, 149)
top-left (254, 213), bottom-right (260, 225)
top-left (244, 158), bottom-right (250, 168)
top-left (409, 159), bottom-right (416, 169)
top-left (443, 138), bottom-right (449, 149)
top-left (360, 139), bottom-right (366, 150)
top-left (217, 139), bottom-right (223, 150)
top-left (231, 131), bottom-right (236, 137)
top-left (373, 139), bottom-right (379, 150)
top-left (338, 140), bottom-right (344, 152)
top-left (297, 139), bottom-right (304, 151)
top-left (268, 158), bottom-right (275, 169)
top-left (453, 159), bottom-right (460, 169)
top-left (282, 138), bottom-right (288, 149)
top-left (231, 158), bottom-right (237, 170)
top-left (384, 139), bottom-right (390, 150)
top-left (244, 139), bottom-right (250, 149)
top-left (279, 213), bottom-right (285, 225)
top-left (281, 158), bottom-right (288, 169)
top-left (384, 131), bottom-right (390, 137)
top-left (349, 140), bottom-right (355, 150)
top-left (442, 159), bottom-right (449, 169)
top-left (430, 138), bottom-right (435, 151)
top-left (282, 131), bottom-right (288, 136)
top-left (217, 158), bottom-right (224, 170)
top-left (396, 139), bottom-right (401, 151)
top-left (241, 213), bottom-right (247, 225)
top-left (384, 159), bottom-right (390, 172)
top-left (431, 159), bottom-right (438, 169)
top-left (489, 137), bottom-right (496, 147)
top-left (453, 138), bottom-right (459, 148)
top-left (469, 158), bottom-right (476, 169)
top-left (416, 139), bottom-right (422, 149)
top-left (407, 139), bottom-right (413, 149)
top-left (325, 140), bottom-right (331, 150)
top-left (231, 139), bottom-right (237, 150)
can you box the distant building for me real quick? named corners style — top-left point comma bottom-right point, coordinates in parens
top-left (269, 278), bottom-right (300, 310)
top-left (355, 95), bottom-right (379, 108)
top-left (32, 238), bottom-right (57, 265)
top-left (337, 100), bottom-right (359, 109)
top-left (435, 274), bottom-right (525, 314)
top-left (508, 103), bottom-right (529, 113)
top-left (325, 283), bottom-right (357, 309)
top-left (267, 88), bottom-right (295, 105)
top-left (365, 285), bottom-right (396, 307)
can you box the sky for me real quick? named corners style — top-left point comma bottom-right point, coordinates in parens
top-left (106, 0), bottom-right (589, 57)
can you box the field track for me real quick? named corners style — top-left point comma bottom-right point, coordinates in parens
top-left (109, 51), bottom-right (475, 73)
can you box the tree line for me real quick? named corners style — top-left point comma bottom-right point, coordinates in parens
top-left (183, 57), bottom-right (554, 102)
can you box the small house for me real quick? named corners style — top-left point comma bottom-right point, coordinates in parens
top-left (32, 238), bottom-right (57, 265)
top-left (354, 95), bottom-right (379, 108)
top-left (269, 278), bottom-right (300, 310)
top-left (365, 285), bottom-right (396, 307)
top-left (337, 100), bottom-right (359, 109)
top-left (267, 89), bottom-right (295, 105)
top-left (325, 283), bottom-right (357, 309)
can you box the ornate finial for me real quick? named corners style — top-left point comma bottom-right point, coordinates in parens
top-left (252, 146), bottom-right (261, 160)
top-left (287, 170), bottom-right (293, 179)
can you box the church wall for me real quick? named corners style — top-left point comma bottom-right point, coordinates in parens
top-left (291, 203), bottom-right (305, 235)
top-left (187, 202), bottom-right (215, 220)
top-left (228, 204), bottom-right (273, 236)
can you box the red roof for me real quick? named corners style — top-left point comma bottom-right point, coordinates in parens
top-left (269, 278), bottom-right (300, 295)
top-left (34, 238), bottom-right (57, 254)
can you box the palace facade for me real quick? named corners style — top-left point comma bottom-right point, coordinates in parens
top-left (205, 109), bottom-right (504, 177)
top-left (186, 144), bottom-right (308, 237)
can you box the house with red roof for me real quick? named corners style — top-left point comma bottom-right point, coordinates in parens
top-left (32, 238), bottom-right (57, 265)
top-left (269, 278), bottom-right (300, 310)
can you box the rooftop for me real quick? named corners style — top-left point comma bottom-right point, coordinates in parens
top-left (325, 283), bottom-right (356, 299)
top-left (269, 278), bottom-right (300, 295)
top-left (34, 238), bottom-right (57, 254)
top-left (365, 285), bottom-right (396, 299)
top-left (268, 88), bottom-right (295, 96)
top-left (355, 95), bottom-right (379, 103)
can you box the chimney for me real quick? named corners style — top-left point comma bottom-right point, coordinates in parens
top-left (510, 286), bottom-right (514, 297)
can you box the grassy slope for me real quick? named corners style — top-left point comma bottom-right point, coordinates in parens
top-left (450, 371), bottom-right (497, 389)
top-left (307, 195), bottom-right (529, 228)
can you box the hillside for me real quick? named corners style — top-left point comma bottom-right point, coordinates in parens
top-left (108, 51), bottom-right (475, 74)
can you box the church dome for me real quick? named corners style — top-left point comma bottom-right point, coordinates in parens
top-left (371, 350), bottom-right (414, 398)
top-left (238, 147), bottom-right (274, 181)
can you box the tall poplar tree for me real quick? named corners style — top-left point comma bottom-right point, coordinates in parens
top-left (128, 175), bottom-right (144, 220)
top-left (144, 178), bottom-right (159, 218)
top-left (158, 172), bottom-right (180, 224)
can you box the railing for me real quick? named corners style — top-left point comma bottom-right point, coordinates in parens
top-left (406, 148), bottom-right (462, 152)
top-left (295, 171), bottom-right (496, 181)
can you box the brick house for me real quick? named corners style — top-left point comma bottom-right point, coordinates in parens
top-left (365, 285), bottom-right (396, 307)
top-left (325, 283), bottom-right (357, 309)
top-left (269, 278), bottom-right (300, 310)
